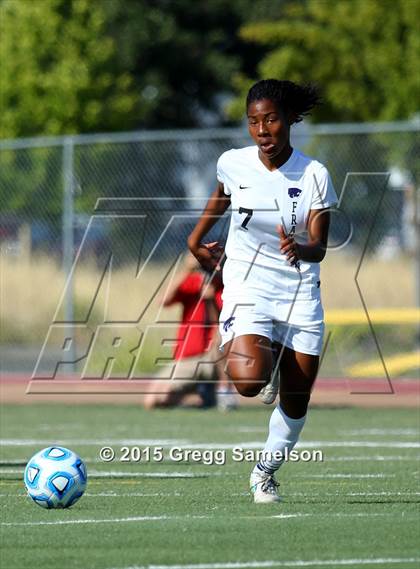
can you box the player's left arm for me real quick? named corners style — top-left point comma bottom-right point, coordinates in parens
top-left (277, 208), bottom-right (331, 265)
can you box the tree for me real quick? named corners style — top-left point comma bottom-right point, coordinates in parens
top-left (0, 0), bottom-right (141, 138)
top-left (100, 0), bottom-right (286, 128)
top-left (0, 0), bottom-right (272, 137)
top-left (230, 0), bottom-right (420, 122)
top-left (226, 0), bottom-right (419, 254)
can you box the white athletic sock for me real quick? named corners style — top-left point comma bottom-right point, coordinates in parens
top-left (254, 404), bottom-right (306, 476)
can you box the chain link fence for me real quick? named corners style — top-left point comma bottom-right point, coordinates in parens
top-left (1, 121), bottom-right (419, 380)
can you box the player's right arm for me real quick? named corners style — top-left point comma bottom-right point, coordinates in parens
top-left (187, 182), bottom-right (231, 272)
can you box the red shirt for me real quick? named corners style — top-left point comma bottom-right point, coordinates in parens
top-left (168, 272), bottom-right (223, 360)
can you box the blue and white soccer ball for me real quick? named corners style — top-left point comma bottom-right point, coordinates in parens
top-left (24, 447), bottom-right (87, 509)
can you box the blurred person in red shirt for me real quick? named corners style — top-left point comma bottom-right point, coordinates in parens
top-left (143, 252), bottom-right (235, 409)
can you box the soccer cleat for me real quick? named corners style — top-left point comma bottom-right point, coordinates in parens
top-left (250, 469), bottom-right (281, 503)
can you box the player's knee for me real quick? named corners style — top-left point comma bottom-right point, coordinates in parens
top-left (227, 362), bottom-right (270, 398)
top-left (234, 380), bottom-right (265, 398)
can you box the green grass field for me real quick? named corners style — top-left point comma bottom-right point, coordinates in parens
top-left (0, 404), bottom-right (419, 569)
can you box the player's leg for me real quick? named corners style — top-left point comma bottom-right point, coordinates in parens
top-left (142, 363), bottom-right (174, 409)
top-left (250, 346), bottom-right (319, 503)
top-left (279, 347), bottom-right (319, 418)
top-left (195, 352), bottom-right (219, 409)
top-left (143, 376), bottom-right (197, 409)
top-left (260, 347), bottom-right (318, 472)
top-left (216, 353), bottom-right (239, 411)
top-left (218, 285), bottom-right (274, 398)
top-left (222, 334), bottom-right (273, 398)
top-left (143, 354), bottom-right (206, 409)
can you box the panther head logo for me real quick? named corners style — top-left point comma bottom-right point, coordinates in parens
top-left (288, 187), bottom-right (302, 198)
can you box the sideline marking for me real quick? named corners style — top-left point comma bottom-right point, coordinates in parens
top-left (339, 429), bottom-right (419, 436)
top-left (0, 469), bottom-right (214, 478)
top-left (2, 512), bottom-right (415, 528)
top-left (1, 439), bottom-right (419, 449)
top-left (3, 455), bottom-right (418, 467)
top-left (1, 514), bottom-right (209, 527)
top-left (295, 474), bottom-right (394, 479)
top-left (0, 439), bottom-right (189, 446)
top-left (2, 491), bottom-right (420, 499)
top-left (327, 455), bottom-right (419, 461)
top-left (107, 557), bottom-right (420, 569)
top-left (1, 515), bottom-right (172, 526)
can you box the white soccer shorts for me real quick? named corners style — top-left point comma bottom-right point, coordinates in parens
top-left (219, 259), bottom-right (325, 356)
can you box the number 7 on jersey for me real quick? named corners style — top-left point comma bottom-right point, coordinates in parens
top-left (238, 207), bottom-right (253, 231)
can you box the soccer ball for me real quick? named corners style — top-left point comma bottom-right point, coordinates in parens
top-left (24, 447), bottom-right (87, 509)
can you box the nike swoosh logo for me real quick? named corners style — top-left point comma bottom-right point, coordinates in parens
top-left (239, 185), bottom-right (250, 189)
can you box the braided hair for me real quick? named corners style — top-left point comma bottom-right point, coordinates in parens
top-left (246, 79), bottom-right (320, 124)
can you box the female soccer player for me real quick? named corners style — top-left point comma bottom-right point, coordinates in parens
top-left (188, 79), bottom-right (338, 503)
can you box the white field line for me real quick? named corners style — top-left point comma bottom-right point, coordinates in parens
top-left (1, 512), bottom-right (415, 528)
top-left (0, 469), bottom-right (31, 474)
top-left (21, 427), bottom-right (420, 438)
top-left (3, 455), bottom-right (418, 466)
top-left (94, 455), bottom-right (418, 463)
top-left (0, 469), bottom-right (216, 478)
top-left (295, 474), bottom-right (395, 479)
top-left (0, 439), bottom-right (190, 447)
top-left (268, 513), bottom-right (408, 519)
top-left (90, 471), bottom-right (221, 478)
top-left (19, 426), bottom-right (420, 436)
top-left (0, 492), bottom-right (183, 498)
top-left (233, 491), bottom-right (420, 498)
top-left (290, 491), bottom-right (420, 497)
top-left (107, 558), bottom-right (420, 569)
top-left (84, 492), bottom-right (182, 497)
top-left (1, 515), bottom-right (174, 526)
top-left (0, 469), bottom-right (399, 479)
top-left (3, 491), bottom-right (420, 499)
top-left (327, 455), bottom-right (420, 461)
top-left (234, 427), bottom-right (266, 433)
top-left (1, 514), bottom-right (210, 527)
top-left (1, 439), bottom-right (420, 449)
top-left (339, 429), bottom-right (420, 436)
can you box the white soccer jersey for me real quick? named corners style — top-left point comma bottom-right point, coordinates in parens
top-left (217, 146), bottom-right (338, 299)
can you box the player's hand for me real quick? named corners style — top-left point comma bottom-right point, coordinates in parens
top-left (188, 241), bottom-right (225, 272)
top-left (277, 225), bottom-right (300, 266)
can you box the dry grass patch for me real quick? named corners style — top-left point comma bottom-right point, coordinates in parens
top-left (1, 252), bottom-right (415, 344)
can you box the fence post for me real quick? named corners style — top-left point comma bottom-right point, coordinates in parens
top-left (414, 184), bottom-right (420, 341)
top-left (62, 137), bottom-right (76, 372)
